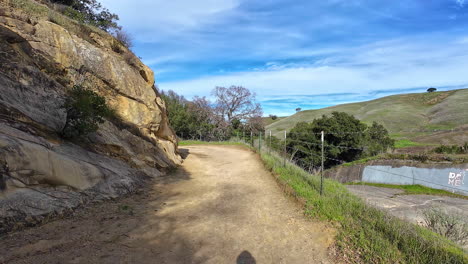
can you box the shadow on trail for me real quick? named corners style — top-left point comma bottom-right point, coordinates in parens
top-left (237, 250), bottom-right (257, 264)
top-left (0, 146), bottom-right (265, 264)
top-left (0, 148), bottom-right (208, 263)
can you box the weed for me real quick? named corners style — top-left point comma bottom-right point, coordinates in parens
top-left (10, 0), bottom-right (49, 17)
top-left (423, 207), bottom-right (468, 246)
top-left (433, 143), bottom-right (468, 154)
top-left (179, 140), bottom-right (245, 146)
top-left (346, 182), bottom-right (467, 200)
top-left (123, 52), bottom-right (139, 68)
top-left (111, 39), bottom-right (124, 54)
top-left (118, 204), bottom-right (134, 215)
top-left (394, 139), bottom-right (426, 148)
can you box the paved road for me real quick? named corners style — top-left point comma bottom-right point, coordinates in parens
top-left (0, 145), bottom-right (334, 264)
top-left (347, 185), bottom-right (468, 225)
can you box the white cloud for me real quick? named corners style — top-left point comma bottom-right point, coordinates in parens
top-left (456, 0), bottom-right (466, 7)
top-left (158, 37), bottom-right (468, 101)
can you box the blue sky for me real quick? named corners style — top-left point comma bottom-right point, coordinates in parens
top-left (100, 0), bottom-right (468, 116)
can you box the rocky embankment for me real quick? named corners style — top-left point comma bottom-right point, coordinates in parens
top-left (0, 1), bottom-right (181, 232)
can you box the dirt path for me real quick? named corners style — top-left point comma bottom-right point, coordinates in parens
top-left (0, 145), bottom-right (334, 264)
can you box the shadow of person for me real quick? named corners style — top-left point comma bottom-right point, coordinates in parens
top-left (236, 250), bottom-right (256, 264)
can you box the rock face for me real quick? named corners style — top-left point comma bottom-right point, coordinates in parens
top-left (0, 1), bottom-right (181, 232)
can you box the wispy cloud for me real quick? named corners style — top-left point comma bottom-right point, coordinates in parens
top-left (100, 0), bottom-right (468, 115)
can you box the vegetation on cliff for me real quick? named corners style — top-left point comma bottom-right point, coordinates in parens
top-left (61, 85), bottom-right (114, 139)
top-left (48, 0), bottom-right (120, 31)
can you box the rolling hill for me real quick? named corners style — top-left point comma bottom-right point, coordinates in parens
top-left (266, 89), bottom-right (468, 144)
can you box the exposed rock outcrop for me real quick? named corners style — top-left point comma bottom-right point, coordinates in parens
top-left (0, 0), bottom-right (181, 232)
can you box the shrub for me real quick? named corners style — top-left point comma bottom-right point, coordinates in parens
top-left (433, 143), bottom-right (468, 154)
top-left (110, 39), bottom-right (124, 54)
top-left (269, 114), bottom-right (278, 120)
top-left (113, 29), bottom-right (133, 48)
top-left (123, 52), bottom-right (139, 68)
top-left (423, 207), bottom-right (468, 246)
top-left (61, 85), bottom-right (114, 139)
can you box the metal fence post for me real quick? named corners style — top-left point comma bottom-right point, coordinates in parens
top-left (259, 133), bottom-right (262, 152)
top-left (268, 130), bottom-right (272, 153)
top-left (320, 131), bottom-right (324, 196)
top-left (251, 131), bottom-right (253, 146)
top-left (283, 130), bottom-right (287, 167)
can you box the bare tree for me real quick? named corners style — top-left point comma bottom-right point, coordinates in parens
top-left (188, 96), bottom-right (213, 124)
top-left (212, 86), bottom-right (262, 123)
top-left (246, 115), bottom-right (264, 133)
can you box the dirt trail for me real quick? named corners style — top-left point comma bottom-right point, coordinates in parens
top-left (0, 145), bottom-right (334, 264)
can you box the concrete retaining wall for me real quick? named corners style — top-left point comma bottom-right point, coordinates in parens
top-left (363, 166), bottom-right (468, 195)
top-left (325, 160), bottom-right (468, 195)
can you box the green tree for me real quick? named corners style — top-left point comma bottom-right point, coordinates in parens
top-left (366, 122), bottom-right (395, 156)
top-left (160, 91), bottom-right (218, 140)
top-left (160, 90), bottom-right (193, 138)
top-left (287, 112), bottom-right (393, 169)
top-left (61, 85), bottom-right (113, 139)
top-left (50, 0), bottom-right (120, 31)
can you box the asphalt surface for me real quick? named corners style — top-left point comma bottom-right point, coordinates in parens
top-left (346, 185), bottom-right (468, 225)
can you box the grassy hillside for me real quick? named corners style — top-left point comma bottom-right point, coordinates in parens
top-left (267, 89), bottom-right (468, 144)
top-left (262, 116), bottom-right (286, 126)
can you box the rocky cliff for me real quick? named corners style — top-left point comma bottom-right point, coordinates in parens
top-left (0, 0), bottom-right (181, 232)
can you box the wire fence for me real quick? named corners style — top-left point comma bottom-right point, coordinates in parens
top-left (235, 129), bottom-right (468, 196)
top-left (177, 126), bottom-right (467, 195)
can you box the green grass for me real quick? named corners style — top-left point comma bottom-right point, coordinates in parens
top-left (179, 140), bottom-right (245, 146)
top-left (341, 156), bottom-right (381, 166)
top-left (9, 0), bottom-right (108, 45)
top-left (259, 151), bottom-right (467, 263)
top-left (266, 89), bottom-right (468, 144)
top-left (10, 0), bottom-right (49, 17)
top-left (394, 139), bottom-right (427, 148)
top-left (262, 116), bottom-right (286, 126)
top-left (346, 182), bottom-right (467, 200)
